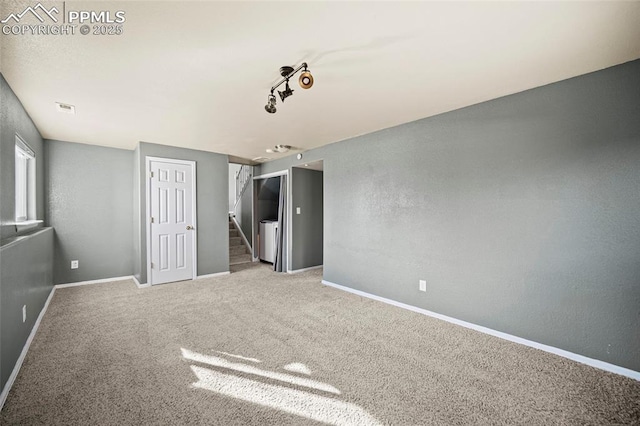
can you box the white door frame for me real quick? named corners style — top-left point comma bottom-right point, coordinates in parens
top-left (145, 156), bottom-right (198, 285)
top-left (252, 169), bottom-right (291, 272)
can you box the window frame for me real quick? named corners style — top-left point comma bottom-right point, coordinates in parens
top-left (14, 134), bottom-right (36, 223)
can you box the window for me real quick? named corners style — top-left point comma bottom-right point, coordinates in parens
top-left (15, 135), bottom-right (35, 223)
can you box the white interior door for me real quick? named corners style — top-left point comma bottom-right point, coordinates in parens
top-left (149, 159), bottom-right (196, 285)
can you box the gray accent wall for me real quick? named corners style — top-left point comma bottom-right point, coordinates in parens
top-left (135, 142), bottom-right (229, 284)
top-left (257, 60), bottom-right (640, 372)
top-left (0, 74), bottom-right (53, 394)
top-left (44, 140), bottom-right (134, 284)
top-left (0, 228), bottom-right (53, 392)
top-left (0, 73), bottom-right (45, 240)
top-left (291, 167), bottom-right (323, 270)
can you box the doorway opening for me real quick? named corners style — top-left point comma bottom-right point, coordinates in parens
top-left (253, 171), bottom-right (288, 272)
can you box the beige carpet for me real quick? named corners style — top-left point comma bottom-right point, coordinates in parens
top-left (1, 262), bottom-right (638, 425)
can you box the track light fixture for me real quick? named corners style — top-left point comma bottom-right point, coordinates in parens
top-left (264, 63), bottom-right (313, 113)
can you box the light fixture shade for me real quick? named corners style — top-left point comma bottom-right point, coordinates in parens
top-left (278, 81), bottom-right (294, 102)
top-left (265, 94), bottom-right (277, 114)
top-left (299, 71), bottom-right (314, 89)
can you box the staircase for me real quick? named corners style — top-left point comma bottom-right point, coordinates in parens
top-left (229, 217), bottom-right (252, 265)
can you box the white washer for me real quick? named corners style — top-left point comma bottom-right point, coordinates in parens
top-left (259, 220), bottom-right (278, 263)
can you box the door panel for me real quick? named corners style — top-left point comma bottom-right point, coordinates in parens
top-left (150, 160), bottom-right (195, 285)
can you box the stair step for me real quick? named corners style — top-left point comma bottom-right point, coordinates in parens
top-left (229, 229), bottom-right (239, 237)
top-left (229, 236), bottom-right (242, 246)
top-left (230, 253), bottom-right (252, 265)
top-left (230, 244), bottom-right (249, 255)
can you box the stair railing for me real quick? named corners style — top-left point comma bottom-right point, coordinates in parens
top-left (235, 165), bottom-right (252, 207)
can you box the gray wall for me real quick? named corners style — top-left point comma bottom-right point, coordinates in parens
top-left (135, 142), bottom-right (229, 284)
top-left (45, 140), bottom-right (134, 284)
top-left (257, 60), bottom-right (640, 372)
top-left (0, 228), bottom-right (53, 392)
top-left (291, 167), bottom-right (323, 270)
top-left (0, 74), bottom-right (53, 394)
top-left (0, 73), bottom-right (45, 240)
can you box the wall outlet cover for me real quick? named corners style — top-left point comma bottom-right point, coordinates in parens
top-left (22, 305), bottom-right (27, 323)
top-left (71, 260), bottom-right (79, 269)
top-left (419, 280), bottom-right (427, 292)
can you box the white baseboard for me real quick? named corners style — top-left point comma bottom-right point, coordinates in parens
top-left (0, 286), bottom-right (56, 411)
top-left (321, 279), bottom-right (640, 381)
top-left (55, 275), bottom-right (135, 288)
top-left (288, 265), bottom-right (323, 274)
top-left (196, 271), bottom-right (230, 280)
top-left (132, 276), bottom-right (150, 289)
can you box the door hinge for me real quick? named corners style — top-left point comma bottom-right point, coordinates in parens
top-left (151, 217), bottom-right (154, 223)
top-left (150, 171), bottom-right (154, 178)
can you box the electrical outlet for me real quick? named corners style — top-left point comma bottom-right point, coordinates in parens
top-left (419, 280), bottom-right (427, 292)
top-left (71, 260), bottom-right (79, 269)
top-left (296, 207), bottom-right (301, 215)
top-left (22, 305), bottom-right (26, 323)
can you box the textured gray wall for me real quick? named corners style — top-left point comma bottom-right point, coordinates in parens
top-left (0, 74), bottom-right (52, 393)
top-left (45, 140), bottom-right (134, 284)
top-left (257, 60), bottom-right (640, 372)
top-left (291, 168), bottom-right (323, 270)
top-left (0, 74), bottom-right (45, 240)
top-left (0, 228), bottom-right (53, 392)
top-left (135, 142), bottom-right (229, 284)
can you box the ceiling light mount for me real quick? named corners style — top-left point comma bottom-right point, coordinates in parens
top-left (264, 62), bottom-right (314, 113)
top-left (279, 66), bottom-right (294, 77)
top-left (266, 144), bottom-right (291, 154)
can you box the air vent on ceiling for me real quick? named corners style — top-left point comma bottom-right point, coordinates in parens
top-left (252, 157), bottom-right (270, 163)
top-left (55, 102), bottom-right (75, 114)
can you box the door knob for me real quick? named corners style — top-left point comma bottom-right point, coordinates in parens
top-left (186, 225), bottom-right (193, 230)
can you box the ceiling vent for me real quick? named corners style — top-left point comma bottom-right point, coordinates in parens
top-left (55, 102), bottom-right (75, 115)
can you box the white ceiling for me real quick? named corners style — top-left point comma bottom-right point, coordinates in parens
top-left (2, 1), bottom-right (640, 163)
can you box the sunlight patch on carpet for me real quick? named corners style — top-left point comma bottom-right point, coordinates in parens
top-left (283, 362), bottom-right (312, 375)
top-left (214, 350), bottom-right (262, 363)
top-left (181, 348), bottom-right (340, 394)
top-left (189, 365), bottom-right (381, 425)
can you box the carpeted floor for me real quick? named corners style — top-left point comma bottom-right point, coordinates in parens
top-left (1, 262), bottom-right (639, 425)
